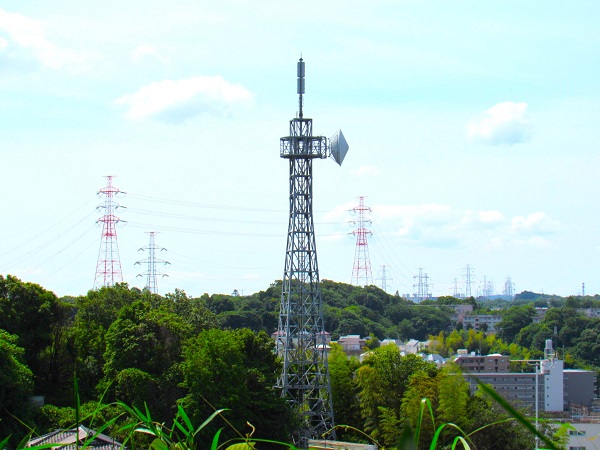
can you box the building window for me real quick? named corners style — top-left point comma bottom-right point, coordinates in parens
top-left (569, 430), bottom-right (586, 436)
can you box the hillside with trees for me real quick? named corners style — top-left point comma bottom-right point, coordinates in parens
top-left (0, 274), bottom-right (596, 448)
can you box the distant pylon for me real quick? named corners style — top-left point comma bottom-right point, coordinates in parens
top-left (376, 265), bottom-right (393, 292)
top-left (94, 176), bottom-right (124, 288)
top-left (503, 276), bottom-right (515, 300)
top-left (350, 196), bottom-right (373, 286)
top-left (480, 276), bottom-right (494, 299)
top-left (413, 267), bottom-right (431, 301)
top-left (451, 277), bottom-right (460, 297)
top-left (463, 264), bottom-right (474, 298)
top-left (135, 231), bottom-right (170, 294)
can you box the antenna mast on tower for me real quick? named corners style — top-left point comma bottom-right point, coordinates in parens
top-left (94, 176), bottom-right (124, 288)
top-left (135, 231), bottom-right (170, 294)
top-left (350, 196), bottom-right (373, 286)
top-left (276, 57), bottom-right (348, 445)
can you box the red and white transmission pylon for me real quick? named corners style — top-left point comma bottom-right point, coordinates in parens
top-left (94, 176), bottom-right (124, 288)
top-left (350, 196), bottom-right (373, 286)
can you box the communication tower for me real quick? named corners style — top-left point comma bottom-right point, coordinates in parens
top-left (94, 176), bottom-right (124, 288)
top-left (135, 231), bottom-right (170, 294)
top-left (350, 196), bottom-right (373, 286)
top-left (276, 57), bottom-right (348, 445)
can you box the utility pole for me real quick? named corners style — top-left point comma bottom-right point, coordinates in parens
top-left (94, 176), bottom-right (124, 288)
top-left (135, 231), bottom-right (169, 294)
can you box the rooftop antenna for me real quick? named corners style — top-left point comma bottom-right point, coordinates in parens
top-left (276, 57), bottom-right (349, 446)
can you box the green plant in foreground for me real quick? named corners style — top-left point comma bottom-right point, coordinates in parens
top-left (336, 379), bottom-right (569, 450)
top-left (115, 401), bottom-right (296, 450)
top-left (3, 376), bottom-right (571, 450)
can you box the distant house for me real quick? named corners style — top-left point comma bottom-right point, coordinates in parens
top-left (424, 353), bottom-right (446, 367)
top-left (337, 335), bottom-right (366, 356)
top-left (405, 339), bottom-right (422, 354)
top-left (379, 338), bottom-right (401, 347)
top-left (27, 425), bottom-right (123, 449)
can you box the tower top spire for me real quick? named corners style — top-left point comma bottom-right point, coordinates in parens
top-left (297, 57), bottom-right (305, 118)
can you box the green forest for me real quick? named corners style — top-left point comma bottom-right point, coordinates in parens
top-left (1, 274), bottom-right (599, 449)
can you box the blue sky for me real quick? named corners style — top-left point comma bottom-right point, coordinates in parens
top-left (1, 1), bottom-right (599, 298)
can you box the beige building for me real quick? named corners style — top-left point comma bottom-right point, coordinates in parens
top-left (454, 353), bottom-right (510, 373)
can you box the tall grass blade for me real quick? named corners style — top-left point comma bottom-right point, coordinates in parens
top-left (450, 436), bottom-right (470, 449)
top-left (177, 405), bottom-right (194, 434)
top-left (0, 436), bottom-right (10, 449)
top-left (211, 428), bottom-right (223, 450)
top-left (429, 423), bottom-right (471, 450)
top-left (194, 409), bottom-right (228, 435)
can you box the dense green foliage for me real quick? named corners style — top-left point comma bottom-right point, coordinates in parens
top-left (0, 275), bottom-right (597, 449)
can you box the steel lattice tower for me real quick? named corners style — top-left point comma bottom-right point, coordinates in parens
top-left (135, 231), bottom-right (170, 294)
top-left (350, 196), bottom-right (373, 286)
top-left (376, 265), bottom-right (393, 292)
top-left (94, 176), bottom-right (124, 288)
top-left (463, 264), bottom-right (474, 298)
top-left (276, 58), bottom-right (347, 445)
top-left (503, 276), bottom-right (515, 300)
top-left (413, 267), bottom-right (431, 301)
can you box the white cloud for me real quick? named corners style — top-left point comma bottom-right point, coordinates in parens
top-left (372, 204), bottom-right (461, 247)
top-left (526, 236), bottom-right (551, 249)
top-left (511, 211), bottom-right (559, 235)
top-left (0, 8), bottom-right (80, 70)
top-left (350, 165), bottom-right (382, 177)
top-left (461, 209), bottom-right (506, 226)
top-left (132, 44), bottom-right (168, 64)
top-left (115, 76), bottom-right (254, 123)
top-left (357, 203), bottom-right (559, 250)
top-left (466, 101), bottom-right (531, 145)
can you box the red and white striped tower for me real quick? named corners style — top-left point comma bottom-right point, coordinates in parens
top-left (94, 176), bottom-right (124, 288)
top-left (350, 196), bottom-right (373, 286)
